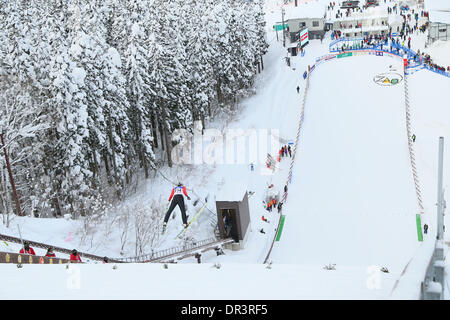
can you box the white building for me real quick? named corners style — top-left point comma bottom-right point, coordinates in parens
top-left (332, 14), bottom-right (390, 37)
top-left (326, 1), bottom-right (399, 37)
top-left (424, 0), bottom-right (450, 43)
top-left (281, 1), bottom-right (327, 41)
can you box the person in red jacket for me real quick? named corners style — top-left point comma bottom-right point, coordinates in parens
top-left (45, 247), bottom-right (56, 258)
top-left (70, 249), bottom-right (82, 263)
top-left (162, 183), bottom-right (191, 232)
top-left (19, 241), bottom-right (36, 255)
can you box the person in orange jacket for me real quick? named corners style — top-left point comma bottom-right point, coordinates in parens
top-left (19, 241), bottom-right (36, 255)
top-left (70, 249), bottom-right (82, 262)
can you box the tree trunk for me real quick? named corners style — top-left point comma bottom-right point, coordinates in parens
top-left (201, 113), bottom-right (206, 135)
top-left (91, 150), bottom-right (98, 189)
top-left (158, 118), bottom-right (165, 151)
top-left (142, 148), bottom-right (149, 179)
top-left (103, 149), bottom-right (110, 181)
top-left (151, 112), bottom-right (158, 149)
top-left (124, 156), bottom-right (130, 185)
top-left (161, 104), bottom-right (172, 168)
top-left (52, 192), bottom-right (62, 217)
top-left (216, 78), bottom-right (222, 105)
top-left (107, 113), bottom-right (118, 184)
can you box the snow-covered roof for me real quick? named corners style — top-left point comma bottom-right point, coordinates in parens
top-left (388, 13), bottom-right (404, 24)
top-left (424, 0), bottom-right (450, 11)
top-left (326, 1), bottom-right (393, 22)
top-left (331, 13), bottom-right (388, 22)
top-left (429, 10), bottom-right (450, 24)
top-left (339, 25), bottom-right (388, 33)
top-left (216, 182), bottom-right (247, 202)
top-left (283, 2), bottom-right (326, 20)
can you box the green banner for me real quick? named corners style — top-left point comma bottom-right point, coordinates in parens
top-left (274, 24), bottom-right (287, 31)
top-left (416, 214), bottom-right (423, 242)
top-left (276, 215), bottom-right (286, 242)
top-left (337, 52), bottom-right (353, 58)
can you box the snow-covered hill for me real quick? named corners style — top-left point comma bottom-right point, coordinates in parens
top-left (1, 0), bottom-right (450, 300)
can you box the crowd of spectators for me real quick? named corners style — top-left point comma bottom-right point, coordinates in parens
top-left (15, 241), bottom-right (114, 263)
top-left (329, 1), bottom-right (448, 74)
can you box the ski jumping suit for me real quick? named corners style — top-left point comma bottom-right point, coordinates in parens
top-left (164, 186), bottom-right (190, 225)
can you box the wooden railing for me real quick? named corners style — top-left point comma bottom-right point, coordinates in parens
top-left (0, 251), bottom-right (73, 264)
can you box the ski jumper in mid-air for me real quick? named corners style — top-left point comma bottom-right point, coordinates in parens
top-left (163, 183), bottom-right (191, 230)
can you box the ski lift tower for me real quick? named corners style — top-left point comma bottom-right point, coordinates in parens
top-left (215, 183), bottom-right (251, 251)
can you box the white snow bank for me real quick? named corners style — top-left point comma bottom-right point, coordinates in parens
top-left (0, 262), bottom-right (407, 299)
top-left (216, 183), bottom-right (248, 202)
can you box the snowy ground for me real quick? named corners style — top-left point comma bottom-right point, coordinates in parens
top-left (0, 262), bottom-right (399, 300)
top-left (1, 0), bottom-right (449, 299)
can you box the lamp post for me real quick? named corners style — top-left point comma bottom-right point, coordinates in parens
top-left (0, 129), bottom-right (23, 216)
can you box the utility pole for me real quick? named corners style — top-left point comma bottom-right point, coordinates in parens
top-left (0, 132), bottom-right (23, 217)
top-left (437, 136), bottom-right (445, 240)
top-left (281, 8), bottom-right (286, 47)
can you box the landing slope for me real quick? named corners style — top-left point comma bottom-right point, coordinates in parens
top-left (271, 55), bottom-right (418, 272)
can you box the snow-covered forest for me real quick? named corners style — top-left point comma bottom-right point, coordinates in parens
top-left (0, 0), bottom-right (268, 219)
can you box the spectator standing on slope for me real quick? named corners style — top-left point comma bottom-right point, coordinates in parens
top-left (277, 202), bottom-right (283, 213)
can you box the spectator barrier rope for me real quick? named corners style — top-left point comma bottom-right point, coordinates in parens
top-left (263, 66), bottom-right (311, 264)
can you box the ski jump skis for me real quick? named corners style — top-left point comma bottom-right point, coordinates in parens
top-left (175, 199), bottom-right (208, 240)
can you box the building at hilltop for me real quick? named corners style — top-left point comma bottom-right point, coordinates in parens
top-left (280, 1), bottom-right (328, 41)
top-left (424, 0), bottom-right (450, 43)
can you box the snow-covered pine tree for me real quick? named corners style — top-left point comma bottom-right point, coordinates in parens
top-left (0, 0), bottom-right (269, 219)
top-left (253, 0), bottom-right (269, 72)
top-left (184, 0), bottom-right (216, 128)
top-left (147, 0), bottom-right (194, 167)
top-left (68, 2), bottom-right (107, 192)
top-left (123, 0), bottom-right (155, 178)
top-left (45, 1), bottom-right (93, 218)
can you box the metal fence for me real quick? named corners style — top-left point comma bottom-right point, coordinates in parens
top-left (329, 37), bottom-right (450, 78)
top-left (116, 237), bottom-right (226, 263)
top-left (148, 238), bottom-right (235, 263)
